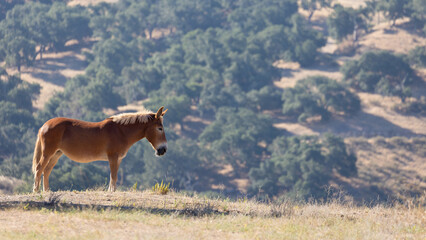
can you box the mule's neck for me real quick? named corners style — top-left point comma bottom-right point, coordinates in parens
top-left (115, 120), bottom-right (151, 145)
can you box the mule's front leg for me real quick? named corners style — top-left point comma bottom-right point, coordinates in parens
top-left (108, 155), bottom-right (121, 192)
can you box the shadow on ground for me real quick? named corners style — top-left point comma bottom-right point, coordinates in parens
top-left (0, 199), bottom-right (227, 217)
top-left (275, 110), bottom-right (425, 138)
top-left (314, 110), bottom-right (423, 138)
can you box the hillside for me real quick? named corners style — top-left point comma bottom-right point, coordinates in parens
top-left (276, 6), bottom-right (426, 138)
top-left (0, 191), bottom-right (424, 239)
top-left (1, 0), bottom-right (425, 202)
top-left (12, 0), bottom-right (425, 135)
top-left (6, 41), bottom-right (88, 109)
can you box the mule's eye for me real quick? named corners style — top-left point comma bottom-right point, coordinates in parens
top-left (158, 127), bottom-right (163, 131)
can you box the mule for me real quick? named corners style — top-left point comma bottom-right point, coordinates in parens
top-left (32, 106), bottom-right (168, 192)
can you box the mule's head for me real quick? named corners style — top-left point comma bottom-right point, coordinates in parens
top-left (146, 107), bottom-right (168, 156)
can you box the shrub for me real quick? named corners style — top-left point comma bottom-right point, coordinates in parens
top-left (393, 96), bottom-right (426, 116)
top-left (341, 51), bottom-right (415, 102)
top-left (407, 46), bottom-right (426, 68)
top-left (282, 76), bottom-right (360, 123)
top-left (327, 4), bottom-right (369, 42)
top-left (246, 86), bottom-right (283, 111)
top-left (152, 180), bottom-right (171, 195)
top-left (199, 107), bottom-right (278, 173)
top-left (249, 134), bottom-right (357, 200)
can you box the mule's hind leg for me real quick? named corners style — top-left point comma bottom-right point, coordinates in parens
top-left (34, 142), bottom-right (58, 192)
top-left (42, 151), bottom-right (62, 192)
top-left (33, 153), bottom-right (53, 192)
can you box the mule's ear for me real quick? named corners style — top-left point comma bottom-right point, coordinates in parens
top-left (155, 106), bottom-right (164, 119)
top-left (161, 108), bottom-right (168, 116)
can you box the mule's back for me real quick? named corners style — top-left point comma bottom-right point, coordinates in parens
top-left (40, 118), bottom-right (115, 163)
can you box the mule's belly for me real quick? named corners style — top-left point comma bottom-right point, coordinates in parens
top-left (59, 130), bottom-right (109, 163)
top-left (60, 148), bottom-right (109, 163)
top-left (59, 137), bottom-right (127, 163)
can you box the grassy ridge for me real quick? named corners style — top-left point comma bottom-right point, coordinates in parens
top-left (0, 191), bottom-right (424, 239)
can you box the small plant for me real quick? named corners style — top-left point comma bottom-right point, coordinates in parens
top-left (131, 182), bottom-right (138, 191)
top-left (23, 203), bottom-right (29, 211)
top-left (152, 180), bottom-right (171, 195)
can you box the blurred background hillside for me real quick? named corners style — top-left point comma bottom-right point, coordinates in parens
top-left (0, 0), bottom-right (425, 203)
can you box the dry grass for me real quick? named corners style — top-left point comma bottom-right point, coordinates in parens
top-left (0, 191), bottom-right (424, 240)
top-left (359, 18), bottom-right (426, 55)
top-left (274, 60), bottom-right (342, 89)
top-left (344, 137), bottom-right (426, 200)
top-left (335, 37), bottom-right (358, 56)
top-left (356, 92), bottom-right (426, 136)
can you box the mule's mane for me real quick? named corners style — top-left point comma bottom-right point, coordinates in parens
top-left (110, 109), bottom-right (154, 125)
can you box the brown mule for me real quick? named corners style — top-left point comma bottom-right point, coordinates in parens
top-left (32, 107), bottom-right (168, 192)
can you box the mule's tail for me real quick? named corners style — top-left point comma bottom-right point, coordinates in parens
top-left (32, 134), bottom-right (42, 175)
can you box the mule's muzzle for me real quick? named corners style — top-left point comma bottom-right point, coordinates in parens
top-left (156, 146), bottom-right (167, 156)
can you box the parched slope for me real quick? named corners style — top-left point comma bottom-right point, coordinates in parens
top-left (343, 137), bottom-right (426, 201)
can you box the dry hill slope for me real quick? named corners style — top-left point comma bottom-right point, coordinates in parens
top-left (3, 0), bottom-right (425, 199)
